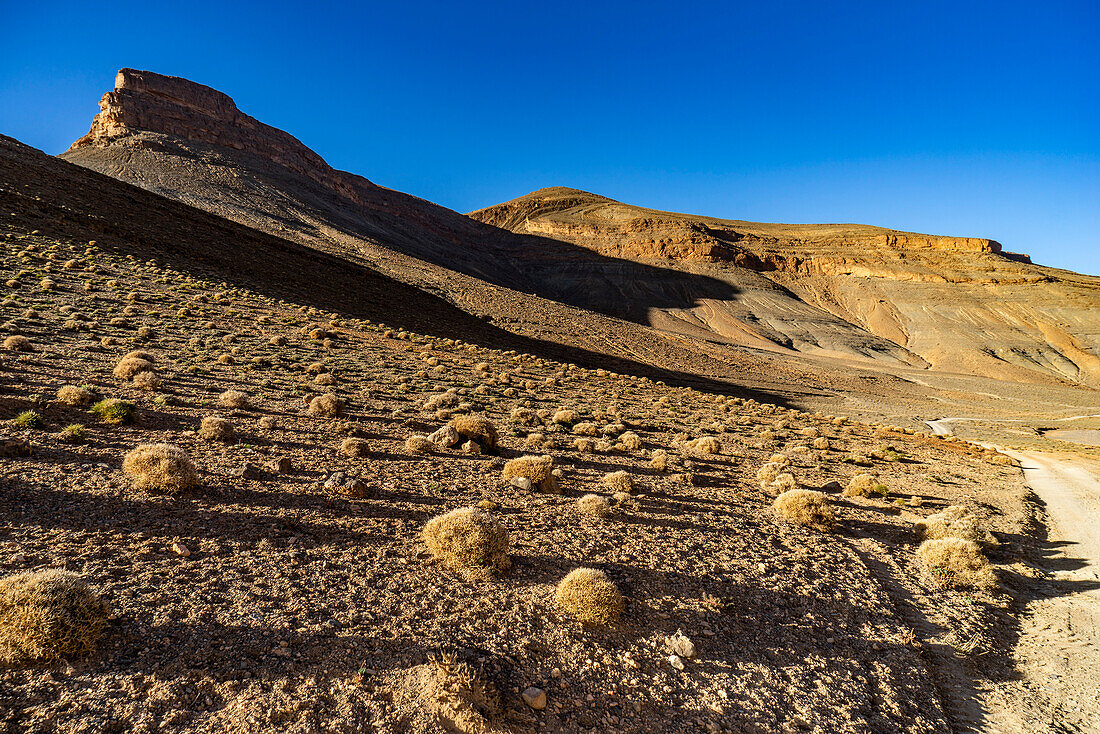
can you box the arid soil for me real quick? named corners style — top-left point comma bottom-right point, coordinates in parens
top-left (0, 225), bottom-right (1042, 733)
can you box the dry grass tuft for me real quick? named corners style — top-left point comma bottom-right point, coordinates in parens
top-left (132, 371), bottom-right (161, 391)
top-left (914, 506), bottom-right (998, 547)
top-left (599, 470), bottom-right (633, 494)
top-left (844, 473), bottom-right (886, 497)
top-left (502, 455), bottom-right (558, 492)
top-left (449, 415), bottom-right (499, 453)
top-left (308, 393), bottom-right (343, 417)
top-left (572, 421), bottom-right (599, 437)
top-left (576, 494), bottom-right (612, 518)
top-left (649, 449), bottom-right (668, 472)
top-left (422, 507), bottom-right (510, 578)
top-left (917, 538), bottom-right (997, 588)
top-left (773, 489), bottom-right (834, 531)
top-left (113, 356), bottom-right (154, 379)
top-left (555, 568), bottom-right (623, 625)
top-left (0, 569), bottom-right (108, 663)
top-left (122, 443), bottom-right (199, 491)
top-left (685, 436), bottom-right (721, 454)
top-left (198, 415), bottom-right (235, 441)
top-left (340, 438), bottom-right (371, 458)
top-left (2, 335), bottom-right (31, 351)
top-left (56, 385), bottom-right (93, 406)
top-left (619, 431), bottom-right (642, 451)
top-left (552, 409), bottom-right (577, 425)
top-left (757, 462), bottom-right (782, 487)
top-left (406, 435), bottom-right (435, 454)
top-left (219, 390), bottom-right (250, 409)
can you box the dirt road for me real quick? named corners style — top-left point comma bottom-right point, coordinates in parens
top-left (927, 417), bottom-right (1100, 731)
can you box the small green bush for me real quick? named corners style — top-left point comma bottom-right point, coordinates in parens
top-left (14, 411), bottom-right (43, 429)
top-left (90, 398), bottom-right (135, 425)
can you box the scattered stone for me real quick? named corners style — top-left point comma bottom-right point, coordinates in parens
top-left (510, 477), bottom-right (534, 491)
top-left (521, 687), bottom-right (547, 710)
top-left (819, 480), bottom-right (843, 493)
top-left (232, 462), bottom-right (261, 479)
top-left (171, 542), bottom-right (191, 557)
top-left (428, 424), bottom-right (460, 448)
top-left (323, 472), bottom-right (372, 498)
top-left (667, 629), bottom-right (697, 659)
top-left (0, 438), bottom-right (31, 457)
top-left (668, 654), bottom-right (685, 671)
top-left (461, 439), bottom-right (481, 454)
top-left (266, 456), bottom-right (293, 474)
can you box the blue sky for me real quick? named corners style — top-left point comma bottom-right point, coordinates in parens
top-left (2, 1), bottom-right (1097, 273)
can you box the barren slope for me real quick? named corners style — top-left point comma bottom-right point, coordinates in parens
top-left (472, 188), bottom-right (1100, 388)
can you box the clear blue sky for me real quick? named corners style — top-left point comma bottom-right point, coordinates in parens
top-left (2, 1), bottom-right (1097, 273)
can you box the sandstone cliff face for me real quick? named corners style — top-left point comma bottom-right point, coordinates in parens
top-left (70, 68), bottom-right (374, 206)
top-left (472, 188), bottom-right (1100, 388)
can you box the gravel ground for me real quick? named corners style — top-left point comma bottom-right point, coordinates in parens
top-left (0, 229), bottom-right (1035, 733)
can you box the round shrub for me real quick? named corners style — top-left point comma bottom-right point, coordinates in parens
top-left (90, 398), bottom-right (135, 425)
top-left (917, 538), bottom-right (996, 588)
top-left (219, 390), bottom-right (250, 409)
top-left (773, 489), bottom-right (834, 531)
top-left (198, 415), bottom-right (235, 441)
top-left (555, 568), bottom-right (623, 625)
top-left (113, 356), bottom-right (154, 379)
top-left (406, 435), bottom-right (435, 454)
top-left (0, 569), bottom-right (108, 663)
top-left (449, 415), bottom-right (499, 453)
top-left (308, 393), bottom-right (343, 417)
top-left (576, 494), bottom-right (612, 518)
top-left (502, 455), bottom-right (558, 492)
top-left (599, 470), bottom-right (632, 494)
top-left (122, 443), bottom-right (199, 491)
top-left (340, 438), bottom-right (371, 458)
top-left (56, 385), bottom-right (92, 406)
top-left (3, 335), bottom-right (31, 351)
top-left (422, 507), bottom-right (510, 577)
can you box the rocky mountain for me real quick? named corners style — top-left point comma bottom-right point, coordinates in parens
top-left (61, 69), bottom-right (1100, 394)
top-left (472, 188), bottom-right (1100, 387)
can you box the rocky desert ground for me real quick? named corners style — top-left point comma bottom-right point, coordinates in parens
top-left (1, 68), bottom-right (1099, 734)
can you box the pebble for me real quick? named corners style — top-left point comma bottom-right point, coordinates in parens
top-left (668, 655), bottom-right (685, 671)
top-left (550, 667), bottom-right (561, 678)
top-left (171, 542), bottom-right (191, 557)
top-left (667, 629), bottom-right (696, 658)
top-left (510, 477), bottom-right (534, 491)
top-left (521, 687), bottom-right (547, 710)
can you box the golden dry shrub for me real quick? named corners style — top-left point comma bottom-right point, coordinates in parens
top-left (340, 438), bottom-right (371, 458)
top-left (524, 433), bottom-right (546, 449)
top-left (123, 350), bottom-right (156, 363)
top-left (56, 385), bottom-right (92, 406)
top-left (308, 393), bottom-right (343, 417)
top-left (917, 538), bottom-right (997, 588)
top-left (449, 415), bottom-right (499, 453)
top-left (843, 473), bottom-right (879, 497)
top-left (502, 455), bottom-right (558, 492)
top-left (799, 427), bottom-right (820, 438)
top-left (574, 437), bottom-right (596, 452)
top-left (773, 489), bottom-right (834, 531)
top-left (122, 443), bottom-right (198, 491)
top-left (813, 437), bottom-right (830, 450)
top-left (132, 371), bottom-right (161, 391)
top-left (0, 569), bottom-right (108, 663)
top-left (552, 409), bottom-right (577, 425)
top-left (219, 390), bottom-right (249, 409)
top-left (768, 453), bottom-right (791, 467)
top-left (113, 356), bottom-right (154, 379)
top-left (771, 473), bottom-right (797, 492)
top-left (3, 335), bottom-right (31, 351)
top-left (198, 415), bottom-right (235, 441)
top-left (649, 449), bottom-right (668, 472)
top-left (619, 431), bottom-right (642, 451)
top-left (257, 416), bottom-right (278, 430)
top-left (555, 568), bottom-right (623, 625)
top-left (572, 421), bottom-right (599, 437)
top-left (406, 434), bottom-right (435, 454)
top-left (686, 436), bottom-right (721, 455)
top-left (599, 470), bottom-right (632, 494)
top-left (757, 462), bottom-right (782, 487)
top-left (577, 493), bottom-right (612, 518)
top-left (914, 506), bottom-right (998, 547)
top-left (422, 507), bottom-right (510, 576)
top-left (510, 407), bottom-right (539, 425)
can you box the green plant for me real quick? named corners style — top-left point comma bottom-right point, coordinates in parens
top-left (14, 410), bottom-right (44, 429)
top-left (90, 398), bottom-right (135, 425)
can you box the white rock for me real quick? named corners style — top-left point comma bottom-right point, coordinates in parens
top-left (510, 477), bottom-right (534, 491)
top-left (667, 629), bottom-right (696, 658)
top-left (171, 542), bottom-right (191, 557)
top-left (668, 654), bottom-right (685, 671)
